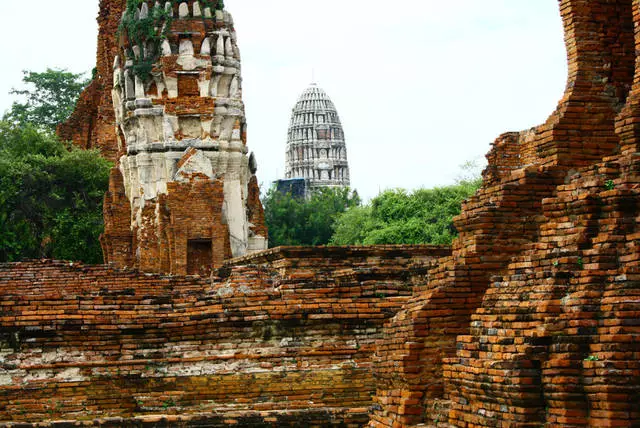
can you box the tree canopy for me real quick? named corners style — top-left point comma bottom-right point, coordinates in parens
top-left (3, 68), bottom-right (88, 133)
top-left (263, 187), bottom-right (361, 247)
top-left (0, 68), bottom-right (111, 263)
top-left (330, 179), bottom-right (481, 246)
top-left (0, 122), bottom-right (111, 264)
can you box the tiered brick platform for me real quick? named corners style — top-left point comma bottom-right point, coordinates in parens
top-left (0, 247), bottom-right (448, 426)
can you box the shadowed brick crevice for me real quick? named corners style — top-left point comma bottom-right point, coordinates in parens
top-left (100, 167), bottom-right (134, 268)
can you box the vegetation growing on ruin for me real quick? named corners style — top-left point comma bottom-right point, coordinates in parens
top-left (119, 0), bottom-right (225, 81)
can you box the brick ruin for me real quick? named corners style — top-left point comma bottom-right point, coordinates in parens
top-left (57, 0), bottom-right (124, 163)
top-left (0, 247), bottom-right (448, 426)
top-left (370, 1), bottom-right (640, 426)
top-left (3, 0), bottom-right (640, 426)
top-left (66, 0), bottom-right (269, 275)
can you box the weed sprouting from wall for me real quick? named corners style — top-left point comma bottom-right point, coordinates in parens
top-left (118, 0), bottom-right (224, 81)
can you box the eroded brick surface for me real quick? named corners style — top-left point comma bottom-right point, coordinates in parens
top-left (57, 0), bottom-right (124, 162)
top-left (98, 1), bottom-right (268, 271)
top-left (0, 247), bottom-right (448, 426)
top-left (370, 1), bottom-right (640, 426)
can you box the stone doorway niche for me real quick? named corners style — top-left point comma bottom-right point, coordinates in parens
top-left (187, 239), bottom-right (213, 276)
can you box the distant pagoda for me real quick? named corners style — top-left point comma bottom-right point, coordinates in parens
top-left (283, 83), bottom-right (350, 191)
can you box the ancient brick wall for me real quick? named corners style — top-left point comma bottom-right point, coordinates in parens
top-left (444, 161), bottom-right (640, 427)
top-left (370, 0), bottom-right (640, 426)
top-left (0, 246), bottom-right (449, 426)
top-left (57, 0), bottom-right (125, 162)
top-left (100, 168), bottom-right (134, 268)
top-left (103, 171), bottom-right (233, 275)
top-left (18, 0), bottom-right (640, 426)
top-left (247, 176), bottom-right (268, 242)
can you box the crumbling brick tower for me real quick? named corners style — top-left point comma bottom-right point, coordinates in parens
top-left (57, 0), bottom-right (124, 161)
top-left (100, 0), bottom-right (268, 275)
top-left (370, 0), bottom-right (640, 426)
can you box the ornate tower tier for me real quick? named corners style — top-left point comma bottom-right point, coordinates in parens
top-left (285, 83), bottom-right (350, 190)
top-left (101, 0), bottom-right (268, 275)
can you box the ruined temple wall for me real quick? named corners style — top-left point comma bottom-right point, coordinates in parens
top-left (100, 2), bottom-right (268, 269)
top-left (0, 246), bottom-right (449, 425)
top-left (370, 0), bottom-right (639, 426)
top-left (100, 167), bottom-right (134, 268)
top-left (57, 0), bottom-right (125, 162)
top-left (483, 0), bottom-right (634, 185)
top-left (440, 1), bottom-right (640, 425)
top-left (444, 160), bottom-right (640, 427)
top-left (130, 178), bottom-right (232, 275)
top-left (28, 0), bottom-right (640, 426)
top-left (247, 175), bottom-right (268, 245)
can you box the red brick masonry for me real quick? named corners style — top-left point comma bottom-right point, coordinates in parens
top-left (18, 0), bottom-right (640, 426)
top-left (370, 0), bottom-right (640, 426)
top-left (0, 247), bottom-right (448, 426)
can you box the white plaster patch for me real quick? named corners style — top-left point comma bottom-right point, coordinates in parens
top-left (174, 149), bottom-right (214, 181)
top-left (0, 374), bottom-right (11, 386)
top-left (177, 55), bottom-right (209, 71)
top-left (55, 367), bottom-right (85, 383)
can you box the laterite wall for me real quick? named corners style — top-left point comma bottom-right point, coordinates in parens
top-left (370, 0), bottom-right (640, 426)
top-left (0, 247), bottom-right (448, 426)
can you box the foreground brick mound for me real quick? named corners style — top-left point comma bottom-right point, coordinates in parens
top-left (0, 247), bottom-right (447, 426)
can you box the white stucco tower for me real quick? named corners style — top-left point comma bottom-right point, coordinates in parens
top-left (284, 83), bottom-right (350, 190)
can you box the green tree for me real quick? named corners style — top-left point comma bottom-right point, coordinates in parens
top-left (330, 180), bottom-right (481, 246)
top-left (263, 187), bottom-right (361, 247)
top-left (329, 205), bottom-right (378, 246)
top-left (0, 121), bottom-right (111, 263)
top-left (4, 69), bottom-right (88, 133)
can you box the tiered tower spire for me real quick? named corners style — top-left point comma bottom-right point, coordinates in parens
top-left (284, 84), bottom-right (350, 190)
top-left (101, 0), bottom-right (268, 275)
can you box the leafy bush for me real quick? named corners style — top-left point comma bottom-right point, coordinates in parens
top-left (330, 180), bottom-right (481, 246)
top-left (0, 122), bottom-right (112, 263)
top-left (263, 187), bottom-right (360, 247)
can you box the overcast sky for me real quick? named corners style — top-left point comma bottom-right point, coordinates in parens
top-left (0, 0), bottom-right (567, 200)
